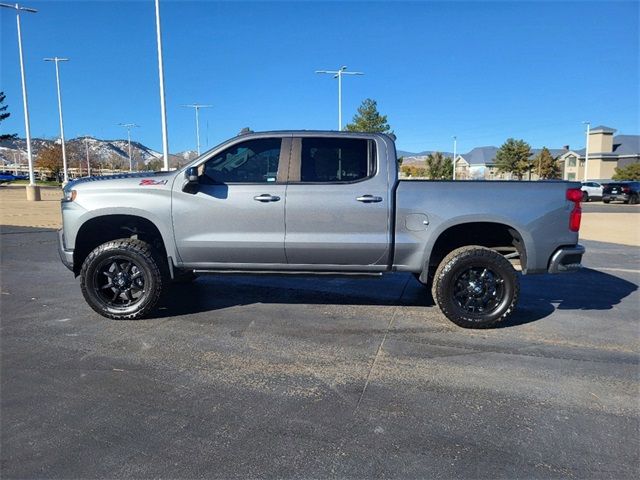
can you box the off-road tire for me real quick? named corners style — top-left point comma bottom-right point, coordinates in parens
top-left (80, 238), bottom-right (167, 320)
top-left (431, 246), bottom-right (519, 329)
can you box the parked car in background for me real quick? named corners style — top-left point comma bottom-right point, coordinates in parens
top-left (602, 181), bottom-right (640, 204)
top-left (580, 181), bottom-right (603, 202)
top-left (0, 172), bottom-right (28, 182)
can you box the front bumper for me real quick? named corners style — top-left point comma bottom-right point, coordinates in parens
top-left (58, 229), bottom-right (74, 272)
top-left (548, 244), bottom-right (585, 274)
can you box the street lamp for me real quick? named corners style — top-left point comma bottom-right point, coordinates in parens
top-left (154, 0), bottom-right (169, 170)
top-left (452, 136), bottom-right (457, 180)
top-left (583, 121), bottom-right (590, 181)
top-left (83, 135), bottom-right (92, 177)
top-left (44, 57), bottom-right (69, 184)
top-left (118, 123), bottom-right (140, 171)
top-left (315, 66), bottom-right (364, 131)
top-left (181, 104), bottom-right (212, 155)
top-left (0, 2), bottom-right (38, 200)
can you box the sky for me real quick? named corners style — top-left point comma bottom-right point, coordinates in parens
top-left (1, 0), bottom-right (639, 155)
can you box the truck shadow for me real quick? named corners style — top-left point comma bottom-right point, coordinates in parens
top-left (155, 268), bottom-right (637, 328)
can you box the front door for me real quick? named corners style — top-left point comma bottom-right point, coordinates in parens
top-left (284, 136), bottom-right (391, 267)
top-left (172, 136), bottom-right (290, 267)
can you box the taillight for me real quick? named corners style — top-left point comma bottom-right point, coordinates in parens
top-left (569, 207), bottom-right (582, 232)
top-left (566, 188), bottom-right (583, 203)
top-left (566, 188), bottom-right (582, 232)
top-left (622, 187), bottom-right (630, 193)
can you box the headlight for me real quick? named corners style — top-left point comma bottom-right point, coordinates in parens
top-left (62, 189), bottom-right (77, 202)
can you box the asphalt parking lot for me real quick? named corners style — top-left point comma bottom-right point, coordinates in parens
top-left (1, 226), bottom-right (639, 479)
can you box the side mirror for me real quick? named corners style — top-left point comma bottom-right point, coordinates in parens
top-left (183, 166), bottom-right (199, 193)
top-left (186, 166), bottom-right (199, 183)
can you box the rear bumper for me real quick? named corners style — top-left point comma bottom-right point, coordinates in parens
top-left (58, 229), bottom-right (74, 272)
top-left (548, 244), bottom-right (585, 274)
top-left (603, 194), bottom-right (629, 202)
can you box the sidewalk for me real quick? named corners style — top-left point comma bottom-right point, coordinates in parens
top-left (0, 186), bottom-right (62, 229)
top-left (1, 186), bottom-right (638, 246)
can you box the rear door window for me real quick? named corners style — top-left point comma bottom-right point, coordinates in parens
top-left (299, 138), bottom-right (374, 183)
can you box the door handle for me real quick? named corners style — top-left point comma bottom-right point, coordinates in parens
top-left (356, 195), bottom-right (383, 203)
top-left (253, 194), bottom-right (280, 202)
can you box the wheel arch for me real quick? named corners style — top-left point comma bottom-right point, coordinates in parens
top-left (72, 213), bottom-right (175, 277)
top-left (420, 220), bottom-right (530, 281)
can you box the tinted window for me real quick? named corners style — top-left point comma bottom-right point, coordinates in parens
top-left (201, 138), bottom-right (281, 183)
top-left (300, 138), bottom-right (372, 183)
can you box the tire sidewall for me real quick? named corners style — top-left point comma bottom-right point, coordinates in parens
top-left (81, 241), bottom-right (162, 319)
top-left (434, 248), bottom-right (518, 328)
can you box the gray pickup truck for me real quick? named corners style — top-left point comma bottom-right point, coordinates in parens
top-left (59, 131), bottom-right (585, 328)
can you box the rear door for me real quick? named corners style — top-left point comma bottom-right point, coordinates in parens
top-left (283, 135), bottom-right (391, 267)
top-left (172, 136), bottom-right (290, 266)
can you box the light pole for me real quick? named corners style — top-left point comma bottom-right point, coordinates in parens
top-left (44, 57), bottom-right (69, 184)
top-left (154, 0), bottom-right (170, 170)
top-left (315, 66), bottom-right (364, 131)
top-left (181, 104), bottom-right (212, 155)
top-left (118, 123), bottom-right (139, 171)
top-left (452, 136), bottom-right (457, 180)
top-left (583, 121), bottom-right (590, 181)
top-left (1, 2), bottom-right (38, 200)
top-left (84, 136), bottom-right (91, 177)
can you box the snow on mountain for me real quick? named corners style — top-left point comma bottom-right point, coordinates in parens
top-left (0, 137), bottom-right (192, 168)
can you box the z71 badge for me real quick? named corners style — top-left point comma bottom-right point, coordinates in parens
top-left (139, 179), bottom-right (168, 186)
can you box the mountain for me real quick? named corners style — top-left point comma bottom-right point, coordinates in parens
top-left (0, 137), bottom-right (196, 169)
top-left (397, 150), bottom-right (454, 165)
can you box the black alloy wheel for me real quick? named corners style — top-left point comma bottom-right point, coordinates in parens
top-left (432, 246), bottom-right (519, 329)
top-left (80, 238), bottom-right (166, 320)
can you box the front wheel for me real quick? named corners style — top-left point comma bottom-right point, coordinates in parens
top-left (582, 191), bottom-right (589, 202)
top-left (80, 238), bottom-right (166, 320)
top-left (431, 246), bottom-right (519, 329)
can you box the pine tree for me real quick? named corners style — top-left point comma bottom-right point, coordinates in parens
top-left (425, 152), bottom-right (453, 180)
top-left (0, 91), bottom-right (18, 142)
top-left (535, 147), bottom-right (561, 179)
top-left (495, 138), bottom-right (532, 180)
top-left (344, 98), bottom-right (392, 133)
top-left (612, 163), bottom-right (640, 181)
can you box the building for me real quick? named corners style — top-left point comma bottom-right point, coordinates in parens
top-left (451, 125), bottom-right (639, 181)
top-left (454, 146), bottom-right (566, 180)
top-left (558, 126), bottom-right (640, 181)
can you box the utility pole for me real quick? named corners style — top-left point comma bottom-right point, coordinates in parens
top-left (1, 2), bottom-right (38, 200)
top-left (315, 66), bottom-right (364, 131)
top-left (583, 121), bottom-right (590, 181)
top-left (452, 136), bottom-right (457, 180)
top-left (181, 104), bottom-right (212, 155)
top-left (154, 0), bottom-right (170, 170)
top-left (44, 57), bottom-right (69, 184)
top-left (118, 123), bottom-right (139, 171)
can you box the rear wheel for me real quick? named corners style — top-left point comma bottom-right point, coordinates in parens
top-left (432, 246), bottom-right (519, 329)
top-left (629, 194), bottom-right (639, 205)
top-left (80, 238), bottom-right (167, 320)
top-left (582, 191), bottom-right (589, 202)
top-left (603, 198), bottom-right (611, 204)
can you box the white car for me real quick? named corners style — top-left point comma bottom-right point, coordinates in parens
top-left (581, 182), bottom-right (603, 202)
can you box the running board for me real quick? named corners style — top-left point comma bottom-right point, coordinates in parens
top-left (193, 269), bottom-right (384, 278)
